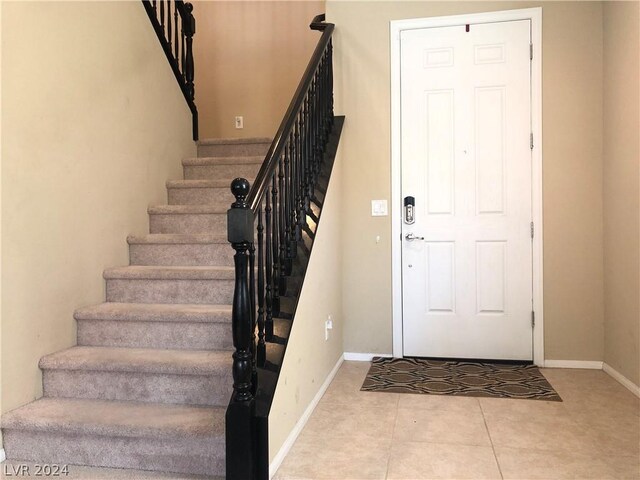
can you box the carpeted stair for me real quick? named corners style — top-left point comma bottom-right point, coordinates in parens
top-left (1, 137), bottom-right (273, 477)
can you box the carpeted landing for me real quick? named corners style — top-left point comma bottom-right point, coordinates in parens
top-left (361, 357), bottom-right (562, 401)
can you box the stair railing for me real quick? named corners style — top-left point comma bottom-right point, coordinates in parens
top-left (226, 14), bottom-right (334, 480)
top-left (141, 0), bottom-right (198, 140)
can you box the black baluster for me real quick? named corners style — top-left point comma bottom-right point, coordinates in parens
top-left (297, 111), bottom-right (307, 239)
top-left (290, 122), bottom-right (300, 252)
top-left (311, 77), bottom-right (318, 185)
top-left (294, 117), bottom-right (303, 243)
top-left (304, 93), bottom-right (312, 214)
top-left (271, 174), bottom-right (280, 316)
top-left (174, 2), bottom-right (179, 62)
top-left (183, 3), bottom-right (196, 100)
top-left (329, 38), bottom-right (334, 124)
top-left (278, 156), bottom-right (287, 292)
top-left (249, 240), bottom-right (257, 396)
top-left (313, 75), bottom-right (320, 170)
top-left (265, 186), bottom-right (273, 341)
top-left (257, 205), bottom-right (266, 367)
top-left (226, 178), bottom-right (256, 480)
top-left (181, 29), bottom-right (186, 79)
top-left (167, 0), bottom-right (172, 53)
top-left (284, 136), bottom-right (294, 274)
top-left (160, 0), bottom-right (165, 30)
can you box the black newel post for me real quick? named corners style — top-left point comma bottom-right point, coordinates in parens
top-left (226, 178), bottom-right (256, 480)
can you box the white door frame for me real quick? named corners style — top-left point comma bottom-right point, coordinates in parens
top-left (390, 7), bottom-right (544, 366)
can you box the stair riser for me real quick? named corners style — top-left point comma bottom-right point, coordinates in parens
top-left (197, 143), bottom-right (269, 157)
top-left (184, 163), bottom-right (261, 180)
top-left (106, 278), bottom-right (233, 304)
top-left (149, 213), bottom-right (226, 234)
top-left (77, 320), bottom-right (233, 350)
top-left (43, 370), bottom-right (232, 407)
top-left (2, 430), bottom-right (224, 476)
top-left (168, 187), bottom-right (233, 206)
top-left (129, 243), bottom-right (233, 266)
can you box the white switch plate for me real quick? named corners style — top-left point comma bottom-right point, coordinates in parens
top-left (371, 200), bottom-right (388, 216)
top-left (235, 116), bottom-right (244, 129)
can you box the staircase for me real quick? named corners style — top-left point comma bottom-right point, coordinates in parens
top-left (1, 138), bottom-right (272, 477)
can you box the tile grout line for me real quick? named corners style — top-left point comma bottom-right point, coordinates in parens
top-left (384, 395), bottom-right (401, 480)
top-left (478, 399), bottom-right (504, 480)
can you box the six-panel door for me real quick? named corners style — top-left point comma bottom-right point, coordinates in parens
top-left (401, 20), bottom-right (533, 360)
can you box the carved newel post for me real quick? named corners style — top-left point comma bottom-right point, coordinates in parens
top-left (226, 178), bottom-right (256, 479)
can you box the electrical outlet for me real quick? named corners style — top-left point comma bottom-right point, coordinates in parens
top-left (235, 116), bottom-right (244, 129)
top-left (325, 315), bottom-right (333, 341)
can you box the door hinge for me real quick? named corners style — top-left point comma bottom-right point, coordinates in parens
top-left (530, 221), bottom-right (534, 239)
top-left (530, 133), bottom-right (534, 150)
top-left (530, 43), bottom-right (533, 60)
top-left (531, 310), bottom-right (535, 328)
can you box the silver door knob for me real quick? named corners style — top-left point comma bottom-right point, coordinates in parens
top-left (405, 233), bottom-right (425, 241)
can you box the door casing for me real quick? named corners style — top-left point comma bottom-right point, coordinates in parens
top-left (390, 7), bottom-right (544, 366)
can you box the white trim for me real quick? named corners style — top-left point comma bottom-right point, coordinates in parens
top-left (390, 8), bottom-right (544, 365)
top-left (343, 352), bottom-right (393, 362)
top-left (0, 448), bottom-right (5, 463)
top-left (390, 10), bottom-right (403, 358)
top-left (269, 355), bottom-right (344, 479)
top-left (603, 363), bottom-right (640, 398)
top-left (544, 360), bottom-right (603, 369)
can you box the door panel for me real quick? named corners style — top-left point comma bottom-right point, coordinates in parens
top-left (401, 20), bottom-right (532, 360)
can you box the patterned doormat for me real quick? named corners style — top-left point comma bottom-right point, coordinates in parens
top-left (361, 357), bottom-right (562, 401)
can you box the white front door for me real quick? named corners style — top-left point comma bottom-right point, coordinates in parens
top-left (401, 20), bottom-right (533, 360)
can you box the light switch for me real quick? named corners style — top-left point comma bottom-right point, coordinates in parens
top-left (371, 200), bottom-right (388, 216)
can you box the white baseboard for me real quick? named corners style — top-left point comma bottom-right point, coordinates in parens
top-left (269, 354), bottom-right (344, 479)
top-left (603, 363), bottom-right (640, 398)
top-left (343, 352), bottom-right (393, 361)
top-left (0, 448), bottom-right (5, 462)
top-left (544, 360), bottom-right (603, 369)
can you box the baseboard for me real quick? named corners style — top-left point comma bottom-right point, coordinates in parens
top-left (603, 363), bottom-right (640, 398)
top-left (269, 354), bottom-right (344, 479)
top-left (343, 352), bottom-right (393, 361)
top-left (0, 448), bottom-right (5, 462)
top-left (544, 360), bottom-right (603, 369)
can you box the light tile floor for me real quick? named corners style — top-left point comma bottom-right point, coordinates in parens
top-left (274, 361), bottom-right (640, 480)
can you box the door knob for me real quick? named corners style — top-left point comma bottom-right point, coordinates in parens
top-left (405, 233), bottom-right (425, 241)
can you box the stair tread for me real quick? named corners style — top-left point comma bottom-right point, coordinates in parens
top-left (182, 156), bottom-right (264, 166)
top-left (104, 265), bottom-right (235, 280)
top-left (148, 204), bottom-right (227, 215)
top-left (127, 234), bottom-right (228, 245)
top-left (166, 179), bottom-right (234, 189)
top-left (39, 346), bottom-right (231, 375)
top-left (74, 302), bottom-right (231, 323)
top-left (1, 397), bottom-right (225, 439)
top-left (197, 137), bottom-right (271, 146)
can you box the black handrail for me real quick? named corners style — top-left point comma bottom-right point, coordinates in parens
top-left (141, 0), bottom-right (198, 140)
top-left (247, 15), bottom-right (334, 213)
top-left (226, 13), bottom-right (335, 480)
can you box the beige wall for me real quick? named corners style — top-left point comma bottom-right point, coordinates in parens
top-left (602, 1), bottom-right (639, 386)
top-left (269, 140), bottom-right (344, 464)
top-left (327, 1), bottom-right (606, 360)
top-left (1, 1), bottom-right (196, 415)
top-left (194, 1), bottom-right (325, 139)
